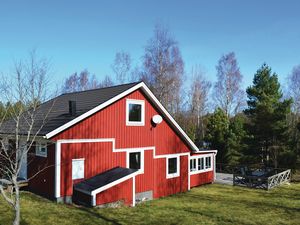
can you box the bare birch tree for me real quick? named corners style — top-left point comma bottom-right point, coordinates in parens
top-left (62, 69), bottom-right (99, 93)
top-left (288, 65), bottom-right (300, 114)
top-left (0, 51), bottom-right (52, 225)
top-left (98, 75), bottom-right (114, 88)
top-left (213, 52), bottom-right (244, 117)
top-left (287, 65), bottom-right (300, 156)
top-left (188, 66), bottom-right (211, 143)
top-left (111, 51), bottom-right (131, 84)
top-left (141, 24), bottom-right (184, 115)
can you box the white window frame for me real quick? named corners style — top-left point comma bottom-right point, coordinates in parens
top-left (35, 142), bottom-right (47, 157)
top-left (190, 158), bottom-right (196, 172)
top-left (72, 158), bottom-right (85, 180)
top-left (190, 154), bottom-right (213, 175)
top-left (126, 150), bottom-right (144, 174)
top-left (126, 99), bottom-right (145, 126)
top-left (166, 155), bottom-right (180, 179)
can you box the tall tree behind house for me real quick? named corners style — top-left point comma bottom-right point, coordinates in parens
top-left (62, 70), bottom-right (99, 93)
top-left (141, 24), bottom-right (184, 116)
top-left (213, 52), bottom-right (244, 117)
top-left (188, 66), bottom-right (211, 145)
top-left (287, 65), bottom-right (300, 162)
top-left (244, 64), bottom-right (292, 168)
top-left (111, 51), bottom-right (131, 84)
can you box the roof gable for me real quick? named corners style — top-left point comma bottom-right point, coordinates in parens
top-left (45, 82), bottom-right (199, 152)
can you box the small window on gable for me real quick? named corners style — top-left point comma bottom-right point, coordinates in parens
top-left (167, 156), bottom-right (180, 179)
top-left (126, 99), bottom-right (145, 126)
top-left (36, 143), bottom-right (47, 157)
top-left (72, 159), bottom-right (85, 180)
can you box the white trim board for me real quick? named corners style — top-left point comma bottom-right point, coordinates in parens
top-left (54, 138), bottom-right (194, 199)
top-left (45, 82), bottom-right (200, 152)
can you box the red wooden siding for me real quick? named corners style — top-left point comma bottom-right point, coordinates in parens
top-left (190, 171), bottom-right (214, 188)
top-left (153, 155), bottom-right (188, 198)
top-left (60, 142), bottom-right (126, 197)
top-left (51, 90), bottom-right (190, 155)
top-left (28, 144), bottom-right (55, 198)
top-left (96, 178), bottom-right (133, 205)
top-left (135, 149), bottom-right (155, 193)
top-left (25, 88), bottom-right (216, 204)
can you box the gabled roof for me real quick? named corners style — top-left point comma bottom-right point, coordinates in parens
top-left (0, 82), bottom-right (139, 136)
top-left (1, 81), bottom-right (200, 152)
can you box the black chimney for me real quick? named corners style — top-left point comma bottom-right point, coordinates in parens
top-left (69, 100), bottom-right (76, 116)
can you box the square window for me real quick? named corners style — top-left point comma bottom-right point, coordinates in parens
top-left (126, 99), bottom-right (145, 126)
top-left (35, 143), bottom-right (47, 157)
top-left (129, 104), bottom-right (142, 122)
top-left (167, 156), bottom-right (180, 178)
top-left (72, 159), bottom-right (84, 180)
top-left (129, 152), bottom-right (141, 170)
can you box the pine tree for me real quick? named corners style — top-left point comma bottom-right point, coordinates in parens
top-left (244, 64), bottom-right (292, 168)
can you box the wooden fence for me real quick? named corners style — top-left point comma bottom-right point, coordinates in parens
top-left (233, 169), bottom-right (291, 190)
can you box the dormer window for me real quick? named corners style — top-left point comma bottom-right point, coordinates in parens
top-left (126, 99), bottom-right (145, 126)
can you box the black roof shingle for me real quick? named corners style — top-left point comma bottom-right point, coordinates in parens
top-left (0, 82), bottom-right (140, 136)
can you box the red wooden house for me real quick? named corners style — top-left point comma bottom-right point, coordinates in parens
top-left (1, 82), bottom-right (217, 206)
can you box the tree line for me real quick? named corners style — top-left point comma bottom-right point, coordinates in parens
top-left (1, 24), bottom-right (300, 170)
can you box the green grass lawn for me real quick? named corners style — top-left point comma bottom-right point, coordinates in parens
top-left (1, 183), bottom-right (300, 225)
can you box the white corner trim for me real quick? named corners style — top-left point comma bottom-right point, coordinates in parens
top-left (166, 155), bottom-right (180, 179)
top-left (55, 141), bottom-right (61, 198)
top-left (45, 82), bottom-right (199, 153)
top-left (126, 99), bottom-right (145, 126)
top-left (188, 154), bottom-right (190, 190)
top-left (132, 176), bottom-right (136, 207)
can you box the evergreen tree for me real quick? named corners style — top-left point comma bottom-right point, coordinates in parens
top-left (244, 64), bottom-right (292, 168)
top-left (205, 108), bottom-right (229, 164)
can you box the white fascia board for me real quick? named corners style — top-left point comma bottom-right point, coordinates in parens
top-left (45, 82), bottom-right (199, 152)
top-left (139, 84), bottom-right (199, 152)
top-left (91, 171), bottom-right (138, 196)
top-left (45, 83), bottom-right (144, 139)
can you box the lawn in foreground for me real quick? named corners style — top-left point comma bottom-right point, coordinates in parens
top-left (0, 183), bottom-right (299, 225)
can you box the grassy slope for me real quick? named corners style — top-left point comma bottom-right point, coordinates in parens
top-left (0, 183), bottom-right (299, 225)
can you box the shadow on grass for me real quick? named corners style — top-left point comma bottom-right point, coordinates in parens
top-left (78, 207), bottom-right (122, 225)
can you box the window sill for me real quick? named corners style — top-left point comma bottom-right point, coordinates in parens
top-left (190, 168), bottom-right (213, 175)
top-left (126, 121), bottom-right (145, 126)
top-left (166, 173), bottom-right (180, 179)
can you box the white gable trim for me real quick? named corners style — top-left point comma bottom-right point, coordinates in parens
top-left (45, 82), bottom-right (199, 152)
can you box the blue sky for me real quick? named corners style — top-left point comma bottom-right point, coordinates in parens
top-left (1, 0), bottom-right (300, 90)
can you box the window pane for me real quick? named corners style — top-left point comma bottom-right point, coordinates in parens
top-left (129, 152), bottom-right (141, 169)
top-left (168, 158), bottom-right (177, 174)
top-left (72, 160), bottom-right (84, 180)
top-left (198, 158), bottom-right (204, 170)
top-left (205, 157), bottom-right (211, 169)
top-left (190, 159), bottom-right (196, 171)
top-left (129, 104), bottom-right (142, 122)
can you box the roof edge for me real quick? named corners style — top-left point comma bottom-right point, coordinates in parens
top-left (45, 82), bottom-right (199, 152)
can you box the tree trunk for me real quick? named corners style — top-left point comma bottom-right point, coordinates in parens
top-left (13, 181), bottom-right (20, 225)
